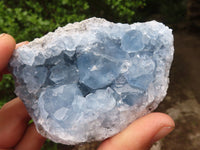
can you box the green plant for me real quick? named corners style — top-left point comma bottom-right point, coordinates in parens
top-left (0, 0), bottom-right (147, 42)
top-left (138, 0), bottom-right (187, 24)
top-left (0, 0), bottom-right (90, 42)
top-left (42, 140), bottom-right (57, 150)
top-left (105, 0), bottom-right (146, 22)
top-left (0, 74), bottom-right (15, 108)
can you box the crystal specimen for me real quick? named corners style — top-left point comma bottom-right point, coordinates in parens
top-left (10, 17), bottom-right (174, 145)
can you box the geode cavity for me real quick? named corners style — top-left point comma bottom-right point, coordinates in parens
top-left (10, 17), bottom-right (174, 144)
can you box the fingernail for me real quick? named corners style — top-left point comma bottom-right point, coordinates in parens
top-left (0, 33), bottom-right (6, 38)
top-left (152, 126), bottom-right (174, 143)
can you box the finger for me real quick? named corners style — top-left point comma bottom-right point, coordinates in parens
top-left (0, 34), bottom-right (16, 72)
top-left (0, 98), bottom-right (30, 148)
top-left (15, 123), bottom-right (46, 150)
top-left (98, 113), bottom-right (175, 150)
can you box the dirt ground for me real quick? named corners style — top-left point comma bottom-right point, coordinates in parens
top-left (53, 30), bottom-right (200, 150)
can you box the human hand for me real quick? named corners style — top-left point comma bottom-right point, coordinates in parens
top-left (97, 113), bottom-right (175, 150)
top-left (0, 34), bottom-right (175, 150)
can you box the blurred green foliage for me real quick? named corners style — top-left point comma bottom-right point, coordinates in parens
top-left (41, 140), bottom-right (57, 150)
top-left (0, 0), bottom-right (146, 42)
top-left (0, 74), bottom-right (15, 108)
top-left (140, 0), bottom-right (187, 24)
top-left (0, 0), bottom-right (90, 42)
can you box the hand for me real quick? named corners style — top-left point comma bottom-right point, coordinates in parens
top-left (97, 113), bottom-right (175, 150)
top-left (0, 34), bottom-right (175, 150)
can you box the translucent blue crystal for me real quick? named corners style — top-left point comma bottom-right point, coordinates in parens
top-left (77, 52), bottom-right (120, 89)
top-left (10, 17), bottom-right (174, 145)
top-left (121, 30), bottom-right (144, 52)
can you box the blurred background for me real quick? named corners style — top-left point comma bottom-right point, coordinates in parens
top-left (0, 0), bottom-right (199, 149)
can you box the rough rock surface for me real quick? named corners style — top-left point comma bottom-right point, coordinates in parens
top-left (9, 17), bottom-right (174, 145)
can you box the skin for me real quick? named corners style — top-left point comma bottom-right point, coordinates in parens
top-left (0, 34), bottom-right (175, 150)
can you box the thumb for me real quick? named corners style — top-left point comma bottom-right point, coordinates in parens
top-left (98, 113), bottom-right (175, 150)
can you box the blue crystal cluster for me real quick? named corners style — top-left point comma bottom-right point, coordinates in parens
top-left (10, 18), bottom-right (174, 144)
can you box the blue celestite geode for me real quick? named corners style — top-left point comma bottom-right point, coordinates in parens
top-left (10, 17), bottom-right (174, 145)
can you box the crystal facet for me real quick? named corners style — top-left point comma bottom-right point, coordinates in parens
top-left (10, 17), bottom-right (174, 145)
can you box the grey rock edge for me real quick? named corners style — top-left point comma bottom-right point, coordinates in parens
top-left (9, 17), bottom-right (174, 145)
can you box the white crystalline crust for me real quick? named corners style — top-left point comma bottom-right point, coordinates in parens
top-left (10, 17), bottom-right (174, 145)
